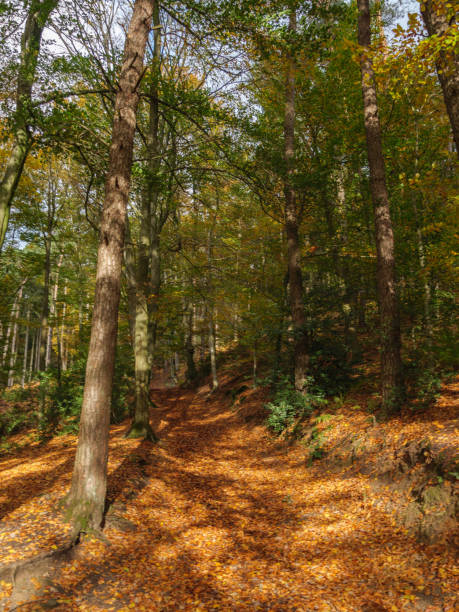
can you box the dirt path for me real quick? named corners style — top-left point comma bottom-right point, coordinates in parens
top-left (0, 384), bottom-right (457, 611)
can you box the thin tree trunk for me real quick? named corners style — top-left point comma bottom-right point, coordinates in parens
top-left (34, 327), bottom-right (41, 372)
top-left (60, 284), bottom-right (68, 371)
top-left (421, 0), bottom-right (459, 155)
top-left (124, 218), bottom-right (137, 346)
top-left (46, 254), bottom-right (63, 368)
top-left (208, 315), bottom-right (218, 390)
top-left (358, 0), bottom-right (404, 411)
top-left (185, 306), bottom-right (197, 383)
top-left (0, 0), bottom-right (58, 249)
top-left (8, 282), bottom-right (25, 387)
top-left (21, 306), bottom-right (30, 387)
top-left (29, 328), bottom-right (36, 379)
top-left (206, 206), bottom-right (218, 391)
top-left (39, 236), bottom-right (51, 370)
top-left (66, 0), bottom-right (154, 534)
top-left (1, 303), bottom-right (14, 368)
top-left (284, 9), bottom-right (308, 392)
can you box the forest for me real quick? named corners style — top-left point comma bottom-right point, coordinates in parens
top-left (0, 0), bottom-right (457, 610)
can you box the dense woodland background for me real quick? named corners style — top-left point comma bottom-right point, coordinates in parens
top-left (0, 0), bottom-right (457, 533)
top-left (0, 1), bottom-right (457, 609)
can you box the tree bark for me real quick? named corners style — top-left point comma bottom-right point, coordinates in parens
top-left (21, 307), bottom-right (31, 387)
top-left (184, 306), bottom-right (197, 383)
top-left (60, 284), bottom-right (68, 371)
top-left (7, 281), bottom-right (26, 387)
top-left (284, 10), bottom-right (308, 392)
top-left (127, 0), bottom-right (161, 441)
top-left (358, 0), bottom-right (404, 411)
top-left (420, 0), bottom-right (459, 155)
top-left (0, 0), bottom-right (58, 250)
top-left (39, 232), bottom-right (52, 370)
top-left (66, 0), bottom-right (154, 534)
top-left (45, 254), bottom-right (63, 369)
top-left (29, 327), bottom-right (36, 379)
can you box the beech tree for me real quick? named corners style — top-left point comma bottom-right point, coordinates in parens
top-left (65, 0), bottom-right (154, 534)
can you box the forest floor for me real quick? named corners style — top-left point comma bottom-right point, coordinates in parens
top-left (0, 371), bottom-right (457, 611)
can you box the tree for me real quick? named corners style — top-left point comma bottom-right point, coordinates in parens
top-left (0, 0), bottom-right (59, 250)
top-left (420, 0), bottom-right (459, 155)
top-left (357, 0), bottom-right (404, 411)
top-left (283, 8), bottom-right (309, 392)
top-left (65, 0), bottom-right (154, 534)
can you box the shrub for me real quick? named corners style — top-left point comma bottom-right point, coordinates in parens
top-left (265, 375), bottom-right (327, 435)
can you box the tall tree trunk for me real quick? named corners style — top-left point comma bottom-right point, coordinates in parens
top-left (124, 218), bottom-right (137, 345)
top-left (29, 327), bottom-right (36, 379)
top-left (184, 306), bottom-right (197, 383)
top-left (60, 284), bottom-right (68, 371)
top-left (127, 0), bottom-right (161, 440)
top-left (39, 235), bottom-right (52, 370)
top-left (65, 0), bottom-right (154, 534)
top-left (208, 314), bottom-right (218, 390)
top-left (1, 304), bottom-right (14, 368)
top-left (420, 0), bottom-right (459, 155)
top-left (7, 282), bottom-right (26, 387)
top-left (206, 206), bottom-right (218, 391)
top-left (0, 0), bottom-right (58, 250)
top-left (284, 9), bottom-right (308, 392)
top-left (358, 0), bottom-right (404, 411)
top-left (45, 254), bottom-right (63, 368)
top-left (21, 306), bottom-right (30, 387)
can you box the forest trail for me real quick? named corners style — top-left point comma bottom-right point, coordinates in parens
top-left (0, 380), bottom-right (457, 611)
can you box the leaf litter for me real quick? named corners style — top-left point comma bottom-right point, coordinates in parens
top-left (0, 374), bottom-right (457, 611)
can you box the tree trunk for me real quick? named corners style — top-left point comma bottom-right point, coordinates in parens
top-left (29, 328), bottom-right (36, 379)
top-left (1, 302), bottom-right (14, 368)
top-left (60, 284), bottom-right (68, 371)
top-left (21, 306), bottom-right (30, 387)
top-left (66, 0), bottom-right (154, 534)
top-left (127, 0), bottom-right (161, 440)
top-left (358, 0), bottom-right (404, 411)
top-left (284, 10), bottom-right (308, 392)
top-left (124, 218), bottom-right (137, 346)
top-left (420, 0), bottom-right (459, 155)
top-left (185, 306), bottom-right (197, 383)
top-left (46, 254), bottom-right (63, 369)
top-left (39, 235), bottom-right (52, 370)
top-left (7, 282), bottom-right (25, 387)
top-left (0, 0), bottom-right (58, 250)
top-left (208, 314), bottom-right (218, 390)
